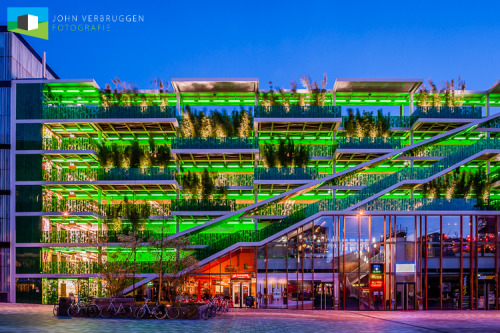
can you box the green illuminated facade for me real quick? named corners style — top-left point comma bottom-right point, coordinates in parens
top-left (4, 30), bottom-right (500, 310)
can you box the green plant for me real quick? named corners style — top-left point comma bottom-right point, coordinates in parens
top-left (125, 140), bottom-right (143, 169)
top-left (293, 145), bottom-right (310, 168)
top-left (262, 143), bottom-right (277, 168)
top-left (421, 168), bottom-right (490, 202)
top-left (261, 138), bottom-right (311, 168)
top-left (200, 169), bottom-right (216, 200)
top-left (416, 77), bottom-right (466, 107)
top-left (344, 108), bottom-right (390, 137)
top-left (97, 143), bottom-right (111, 169)
top-left (180, 107), bottom-right (253, 138)
top-left (300, 73), bottom-right (328, 106)
top-left (148, 137), bottom-right (171, 168)
top-left (182, 171), bottom-right (200, 198)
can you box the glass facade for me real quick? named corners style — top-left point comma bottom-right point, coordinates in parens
top-left (249, 214), bottom-right (500, 311)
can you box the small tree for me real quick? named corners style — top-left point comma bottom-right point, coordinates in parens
top-left (152, 236), bottom-right (198, 304)
top-left (118, 231), bottom-right (143, 302)
top-left (98, 250), bottom-right (134, 297)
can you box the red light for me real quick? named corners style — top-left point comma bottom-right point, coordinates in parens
top-left (370, 280), bottom-right (383, 289)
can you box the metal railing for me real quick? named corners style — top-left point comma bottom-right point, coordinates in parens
top-left (336, 137), bottom-right (402, 149)
top-left (255, 168), bottom-right (320, 181)
top-left (43, 168), bottom-right (176, 182)
top-left (255, 105), bottom-right (341, 118)
top-left (330, 173), bottom-right (389, 186)
top-left (360, 198), bottom-right (500, 211)
top-left (411, 106), bottom-right (482, 123)
top-left (341, 115), bottom-right (411, 128)
top-left (40, 230), bottom-right (171, 243)
top-left (172, 199), bottom-right (248, 212)
top-left (42, 105), bottom-right (176, 119)
top-left (172, 137), bottom-right (258, 150)
top-left (42, 137), bottom-right (98, 151)
top-left (177, 173), bottom-right (254, 187)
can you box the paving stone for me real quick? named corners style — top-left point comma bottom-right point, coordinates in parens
top-left (0, 304), bottom-right (499, 332)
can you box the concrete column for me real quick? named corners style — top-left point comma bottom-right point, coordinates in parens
top-left (9, 83), bottom-right (16, 303)
top-left (254, 114), bottom-right (258, 231)
top-left (486, 94), bottom-right (490, 117)
top-left (410, 129), bottom-right (414, 199)
top-left (400, 105), bottom-right (404, 117)
top-left (410, 92), bottom-right (414, 115)
top-left (176, 92), bottom-right (181, 117)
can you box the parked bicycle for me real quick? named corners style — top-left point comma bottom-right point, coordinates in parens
top-left (135, 298), bottom-right (167, 319)
top-left (216, 298), bottom-right (229, 315)
top-left (201, 299), bottom-right (218, 320)
top-left (166, 301), bottom-right (199, 320)
top-left (53, 303), bottom-right (59, 317)
top-left (68, 297), bottom-right (100, 317)
top-left (100, 298), bottom-right (132, 318)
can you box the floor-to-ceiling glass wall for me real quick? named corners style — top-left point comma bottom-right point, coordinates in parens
top-left (197, 213), bottom-right (500, 311)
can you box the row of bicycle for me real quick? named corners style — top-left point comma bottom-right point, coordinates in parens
top-left (53, 297), bottom-right (229, 320)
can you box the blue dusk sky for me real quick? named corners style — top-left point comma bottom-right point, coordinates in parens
top-left (2, 0), bottom-right (500, 91)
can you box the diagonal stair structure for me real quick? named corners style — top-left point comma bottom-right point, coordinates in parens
top-left (164, 112), bottom-right (500, 268)
top-left (105, 111), bottom-right (500, 298)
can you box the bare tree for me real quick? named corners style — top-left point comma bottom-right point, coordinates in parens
top-left (118, 231), bottom-right (143, 301)
top-left (98, 250), bottom-right (134, 297)
top-left (148, 233), bottom-right (199, 304)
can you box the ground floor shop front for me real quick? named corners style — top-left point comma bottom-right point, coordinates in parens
top-left (191, 214), bottom-right (500, 310)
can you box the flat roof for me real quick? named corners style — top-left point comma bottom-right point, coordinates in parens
top-left (171, 78), bottom-right (259, 93)
top-left (333, 78), bottom-right (423, 94)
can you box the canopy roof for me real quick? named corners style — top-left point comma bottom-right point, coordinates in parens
top-left (171, 78), bottom-right (259, 94)
top-left (333, 78), bottom-right (423, 94)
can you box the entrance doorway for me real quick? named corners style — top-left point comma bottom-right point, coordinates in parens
top-left (396, 282), bottom-right (416, 310)
top-left (478, 279), bottom-right (496, 310)
top-left (232, 282), bottom-right (250, 308)
top-left (314, 282), bottom-right (333, 310)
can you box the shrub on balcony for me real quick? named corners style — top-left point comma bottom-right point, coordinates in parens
top-left (259, 74), bottom-right (328, 106)
top-left (262, 138), bottom-right (310, 168)
top-left (96, 139), bottom-right (171, 169)
top-left (344, 109), bottom-right (390, 137)
top-left (179, 107), bottom-right (253, 138)
top-left (181, 169), bottom-right (228, 199)
top-left (421, 168), bottom-right (490, 205)
top-left (416, 77), bottom-right (466, 107)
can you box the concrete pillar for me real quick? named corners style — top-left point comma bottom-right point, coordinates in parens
top-left (176, 92), bottom-right (181, 117)
top-left (410, 92), bottom-right (414, 115)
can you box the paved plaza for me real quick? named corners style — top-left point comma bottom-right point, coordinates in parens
top-left (0, 303), bottom-right (499, 332)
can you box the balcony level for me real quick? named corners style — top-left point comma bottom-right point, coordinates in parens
top-left (254, 168), bottom-right (320, 184)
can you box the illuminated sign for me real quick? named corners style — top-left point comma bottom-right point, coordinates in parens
top-left (370, 273), bottom-right (383, 280)
top-left (231, 274), bottom-right (251, 279)
top-left (395, 263), bottom-right (415, 273)
top-left (370, 280), bottom-right (383, 289)
top-left (371, 263), bottom-right (383, 274)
